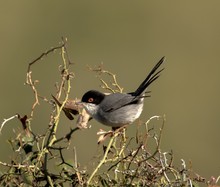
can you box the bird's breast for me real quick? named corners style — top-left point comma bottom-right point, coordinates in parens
top-left (94, 103), bottom-right (144, 127)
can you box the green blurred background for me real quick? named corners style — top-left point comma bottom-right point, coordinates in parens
top-left (0, 0), bottom-right (220, 180)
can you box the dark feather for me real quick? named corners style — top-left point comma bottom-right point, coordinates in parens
top-left (132, 56), bottom-right (165, 96)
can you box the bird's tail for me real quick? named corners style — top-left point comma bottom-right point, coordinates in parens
top-left (132, 56), bottom-right (165, 97)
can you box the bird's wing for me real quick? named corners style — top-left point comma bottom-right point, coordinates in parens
top-left (101, 93), bottom-right (140, 112)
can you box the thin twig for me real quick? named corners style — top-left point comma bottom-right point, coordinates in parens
top-left (88, 65), bottom-right (123, 93)
top-left (0, 114), bottom-right (19, 134)
top-left (87, 131), bottom-right (119, 185)
top-left (27, 43), bottom-right (65, 73)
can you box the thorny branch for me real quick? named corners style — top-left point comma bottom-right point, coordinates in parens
top-left (27, 43), bottom-right (65, 73)
top-left (25, 42), bottom-right (65, 118)
top-left (23, 38), bottom-right (83, 186)
top-left (88, 64), bottom-right (123, 93)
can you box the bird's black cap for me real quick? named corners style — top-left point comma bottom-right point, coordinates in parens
top-left (81, 90), bottom-right (105, 105)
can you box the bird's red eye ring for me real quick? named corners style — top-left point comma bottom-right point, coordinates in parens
top-left (88, 98), bottom-right (94, 103)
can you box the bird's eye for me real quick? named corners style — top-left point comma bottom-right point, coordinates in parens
top-left (88, 98), bottom-right (94, 103)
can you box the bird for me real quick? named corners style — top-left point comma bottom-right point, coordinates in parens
top-left (80, 57), bottom-right (165, 129)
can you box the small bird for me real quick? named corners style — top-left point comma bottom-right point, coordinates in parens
top-left (80, 57), bottom-right (165, 128)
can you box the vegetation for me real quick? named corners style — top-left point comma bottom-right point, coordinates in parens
top-left (0, 39), bottom-right (218, 186)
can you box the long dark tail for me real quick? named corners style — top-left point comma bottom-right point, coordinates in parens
top-left (132, 56), bottom-right (165, 96)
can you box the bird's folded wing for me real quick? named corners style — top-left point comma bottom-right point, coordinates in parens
top-left (101, 93), bottom-right (139, 112)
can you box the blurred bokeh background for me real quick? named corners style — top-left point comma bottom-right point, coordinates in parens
top-left (0, 0), bottom-right (219, 181)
